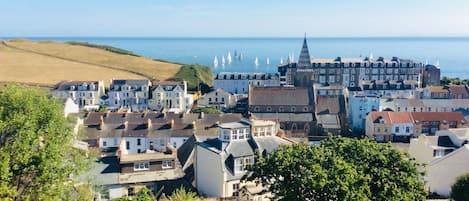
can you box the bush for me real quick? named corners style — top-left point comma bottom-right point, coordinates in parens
top-left (451, 172), bottom-right (469, 201)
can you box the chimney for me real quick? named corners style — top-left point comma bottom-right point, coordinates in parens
top-left (99, 115), bottom-right (105, 130)
top-left (124, 120), bottom-right (128, 129)
top-left (147, 118), bottom-right (152, 129)
top-left (199, 112), bottom-right (205, 119)
top-left (170, 119), bottom-right (175, 129)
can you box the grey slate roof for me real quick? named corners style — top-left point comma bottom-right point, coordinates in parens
top-left (249, 86), bottom-right (311, 106)
top-left (151, 81), bottom-right (186, 91)
top-left (111, 79), bottom-right (150, 86)
top-left (52, 80), bottom-right (100, 91)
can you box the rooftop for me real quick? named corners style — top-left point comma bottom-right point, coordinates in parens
top-left (120, 151), bottom-right (175, 164)
top-left (249, 86), bottom-right (311, 106)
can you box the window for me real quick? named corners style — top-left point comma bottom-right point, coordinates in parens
top-left (395, 127), bottom-right (400, 133)
top-left (128, 187), bottom-right (135, 196)
top-left (137, 138), bottom-right (141, 146)
top-left (291, 107), bottom-right (296, 112)
top-left (235, 157), bottom-right (254, 173)
top-left (221, 97), bottom-right (225, 102)
top-left (102, 141), bottom-right (107, 147)
top-left (267, 106), bottom-right (272, 112)
top-left (162, 160), bottom-right (173, 169)
top-left (126, 141), bottom-right (130, 150)
top-left (232, 183), bottom-right (240, 197)
top-left (279, 106), bottom-right (284, 112)
top-left (113, 138), bottom-right (118, 146)
top-left (405, 127), bottom-right (410, 133)
top-left (133, 162), bottom-right (149, 171)
top-left (137, 149), bottom-right (141, 153)
top-left (223, 130), bottom-right (230, 140)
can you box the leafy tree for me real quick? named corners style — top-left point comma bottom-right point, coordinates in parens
top-left (112, 187), bottom-right (156, 201)
top-left (243, 137), bottom-right (426, 201)
top-left (0, 85), bottom-right (87, 200)
top-left (451, 172), bottom-right (469, 201)
top-left (165, 186), bottom-right (201, 201)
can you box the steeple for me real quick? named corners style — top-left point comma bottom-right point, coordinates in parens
top-left (297, 33), bottom-right (312, 69)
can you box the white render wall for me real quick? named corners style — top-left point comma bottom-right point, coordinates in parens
top-left (426, 146), bottom-right (469, 196)
top-left (195, 144), bottom-right (224, 198)
top-left (170, 137), bottom-right (189, 149)
top-left (392, 123), bottom-right (414, 136)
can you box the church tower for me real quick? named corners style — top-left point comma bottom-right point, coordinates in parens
top-left (297, 33), bottom-right (312, 69)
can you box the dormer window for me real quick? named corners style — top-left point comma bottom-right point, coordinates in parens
top-left (234, 156), bottom-right (254, 173)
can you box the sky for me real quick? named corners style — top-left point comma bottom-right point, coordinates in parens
top-left (1, 0), bottom-right (469, 37)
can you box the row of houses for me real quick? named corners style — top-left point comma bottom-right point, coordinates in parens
top-left (79, 112), bottom-right (289, 200)
top-left (52, 80), bottom-right (193, 113)
top-left (366, 111), bottom-right (467, 142)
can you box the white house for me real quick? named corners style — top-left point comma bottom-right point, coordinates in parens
top-left (108, 79), bottom-right (151, 112)
top-left (148, 81), bottom-right (193, 114)
top-left (214, 72), bottom-right (280, 94)
top-left (197, 88), bottom-right (237, 111)
top-left (63, 97), bottom-right (79, 117)
top-left (51, 80), bottom-right (105, 111)
top-left (195, 120), bottom-right (291, 200)
top-left (408, 128), bottom-right (469, 196)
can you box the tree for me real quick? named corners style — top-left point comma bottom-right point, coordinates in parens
top-left (112, 187), bottom-right (157, 201)
top-left (164, 186), bottom-right (201, 201)
top-left (243, 137), bottom-right (426, 201)
top-left (0, 85), bottom-right (87, 200)
top-left (451, 172), bottom-right (469, 201)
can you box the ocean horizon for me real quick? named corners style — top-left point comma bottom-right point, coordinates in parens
top-left (3, 36), bottom-right (469, 78)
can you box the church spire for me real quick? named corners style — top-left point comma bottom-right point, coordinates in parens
top-left (298, 33), bottom-right (312, 69)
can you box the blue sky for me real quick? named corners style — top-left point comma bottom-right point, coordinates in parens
top-left (1, 0), bottom-right (469, 37)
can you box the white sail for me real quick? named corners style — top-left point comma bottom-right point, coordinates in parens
top-left (255, 57), bottom-right (259, 66)
top-left (280, 57), bottom-right (284, 64)
top-left (222, 55), bottom-right (225, 66)
top-left (266, 57), bottom-right (270, 65)
top-left (239, 53), bottom-right (243, 61)
top-left (227, 52), bottom-right (232, 64)
top-left (214, 56), bottom-right (218, 68)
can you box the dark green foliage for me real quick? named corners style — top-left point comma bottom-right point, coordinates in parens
top-left (451, 172), bottom-right (469, 201)
top-left (168, 64), bottom-right (214, 93)
top-left (441, 76), bottom-right (469, 86)
top-left (244, 137), bottom-right (426, 201)
top-left (191, 107), bottom-right (223, 114)
top-left (67, 41), bottom-right (140, 57)
top-left (0, 85), bottom-right (88, 200)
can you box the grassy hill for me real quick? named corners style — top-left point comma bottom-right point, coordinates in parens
top-left (1, 39), bottom-right (182, 86)
top-left (168, 64), bottom-right (214, 93)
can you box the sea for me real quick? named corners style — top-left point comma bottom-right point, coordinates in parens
top-left (6, 37), bottom-right (469, 78)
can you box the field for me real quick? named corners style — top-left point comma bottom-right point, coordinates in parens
top-left (0, 39), bottom-right (182, 87)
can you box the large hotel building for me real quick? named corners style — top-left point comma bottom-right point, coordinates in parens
top-left (278, 36), bottom-right (437, 88)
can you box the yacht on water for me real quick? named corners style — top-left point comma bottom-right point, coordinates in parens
top-left (222, 55), bottom-right (226, 66)
top-left (254, 57), bottom-right (259, 66)
top-left (280, 57), bottom-right (284, 64)
top-left (239, 53), bottom-right (243, 61)
top-left (266, 57), bottom-right (270, 65)
top-left (213, 56), bottom-right (218, 67)
top-left (227, 52), bottom-right (232, 64)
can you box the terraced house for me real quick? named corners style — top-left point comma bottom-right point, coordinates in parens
top-left (108, 79), bottom-right (151, 111)
top-left (148, 81), bottom-right (193, 113)
top-left (51, 80), bottom-right (105, 111)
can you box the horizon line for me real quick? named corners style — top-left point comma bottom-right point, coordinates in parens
top-left (2, 35), bottom-right (469, 39)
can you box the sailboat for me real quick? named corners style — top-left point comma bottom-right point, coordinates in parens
top-left (254, 57), bottom-right (259, 67)
top-left (222, 55), bottom-right (226, 66)
top-left (280, 57), bottom-right (284, 64)
top-left (227, 52), bottom-right (232, 64)
top-left (239, 53), bottom-right (243, 61)
top-left (213, 56), bottom-right (218, 68)
top-left (266, 57), bottom-right (270, 65)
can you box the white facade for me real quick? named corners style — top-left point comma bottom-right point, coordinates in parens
top-left (198, 88), bottom-right (237, 111)
top-left (426, 145), bottom-right (469, 196)
top-left (148, 81), bottom-right (192, 114)
top-left (391, 123), bottom-right (414, 136)
top-left (63, 98), bottom-right (79, 117)
top-left (195, 120), bottom-right (288, 200)
top-left (51, 80), bottom-right (104, 110)
top-left (348, 94), bottom-right (379, 132)
top-left (108, 79), bottom-right (151, 112)
top-left (214, 72), bottom-right (280, 94)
